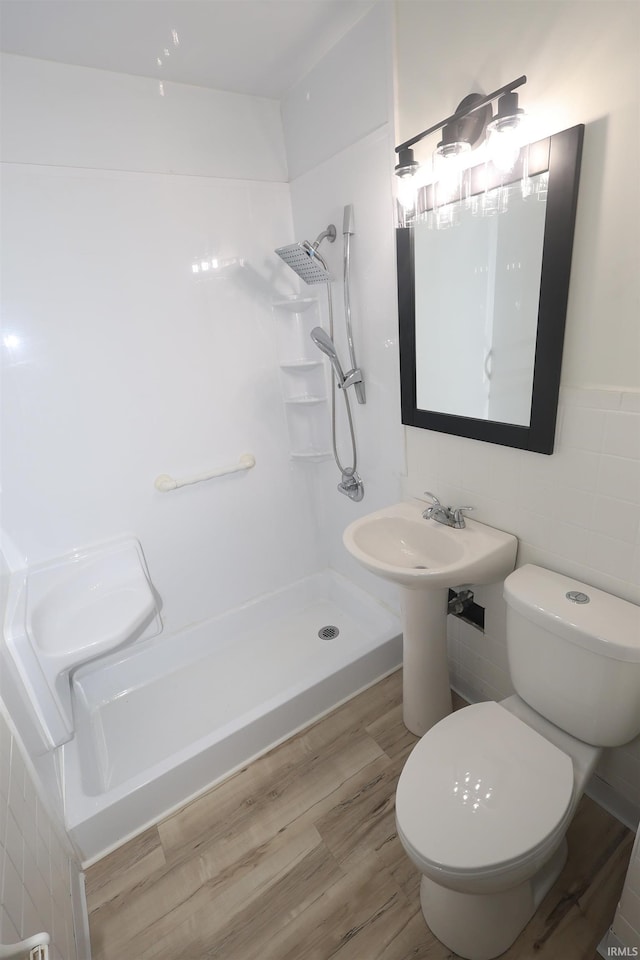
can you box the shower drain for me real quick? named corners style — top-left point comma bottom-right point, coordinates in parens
top-left (318, 625), bottom-right (340, 640)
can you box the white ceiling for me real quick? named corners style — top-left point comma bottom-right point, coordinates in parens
top-left (0, 0), bottom-right (376, 99)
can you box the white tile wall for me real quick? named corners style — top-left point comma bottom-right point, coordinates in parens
top-left (611, 826), bottom-right (640, 950)
top-left (0, 704), bottom-right (80, 960)
top-left (404, 387), bottom-right (640, 815)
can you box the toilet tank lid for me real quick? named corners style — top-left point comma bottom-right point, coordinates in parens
top-left (504, 565), bottom-right (640, 663)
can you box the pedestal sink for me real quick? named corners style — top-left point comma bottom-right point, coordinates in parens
top-left (343, 499), bottom-right (517, 736)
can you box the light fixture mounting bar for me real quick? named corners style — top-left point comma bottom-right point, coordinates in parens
top-left (395, 75), bottom-right (527, 155)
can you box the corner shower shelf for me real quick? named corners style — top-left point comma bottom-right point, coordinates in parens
top-left (284, 395), bottom-right (326, 406)
top-left (290, 450), bottom-right (333, 462)
top-left (272, 297), bottom-right (317, 312)
top-left (273, 296), bottom-right (330, 459)
top-left (279, 359), bottom-right (323, 371)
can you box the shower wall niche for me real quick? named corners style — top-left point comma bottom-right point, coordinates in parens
top-left (273, 296), bottom-right (332, 460)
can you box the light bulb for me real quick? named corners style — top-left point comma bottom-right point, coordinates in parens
top-left (487, 118), bottom-right (524, 173)
top-left (432, 141), bottom-right (470, 225)
top-left (486, 92), bottom-right (526, 173)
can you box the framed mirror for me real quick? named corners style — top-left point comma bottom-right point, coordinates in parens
top-left (397, 124), bottom-right (584, 453)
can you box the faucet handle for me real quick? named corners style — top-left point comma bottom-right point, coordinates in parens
top-left (423, 491), bottom-right (442, 507)
top-left (452, 506), bottom-right (474, 527)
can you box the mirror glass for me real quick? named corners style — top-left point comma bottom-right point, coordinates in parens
top-left (397, 125), bottom-right (584, 453)
top-left (415, 172), bottom-right (548, 425)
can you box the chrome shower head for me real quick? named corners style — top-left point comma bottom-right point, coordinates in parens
top-left (275, 224), bottom-right (336, 285)
top-left (310, 327), bottom-right (345, 385)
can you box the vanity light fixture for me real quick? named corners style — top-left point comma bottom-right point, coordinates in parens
top-left (430, 93), bottom-right (492, 219)
top-left (486, 90), bottom-right (527, 172)
top-left (395, 147), bottom-right (420, 178)
top-left (435, 93), bottom-right (492, 160)
top-left (394, 75), bottom-right (527, 180)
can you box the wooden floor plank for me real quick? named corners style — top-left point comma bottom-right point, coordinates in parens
top-left (158, 728), bottom-right (384, 863)
top-left (314, 758), bottom-right (400, 869)
top-left (84, 825), bottom-right (166, 913)
top-left (251, 852), bottom-right (416, 960)
top-left (136, 822), bottom-right (326, 960)
top-left (87, 671), bottom-right (634, 960)
top-left (194, 843), bottom-right (344, 960)
top-left (144, 834), bottom-right (342, 960)
top-left (365, 703), bottom-right (418, 763)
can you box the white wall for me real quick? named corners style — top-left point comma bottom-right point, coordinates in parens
top-left (395, 1), bottom-right (640, 818)
top-left (282, 2), bottom-right (405, 611)
top-left (0, 54), bottom-right (324, 641)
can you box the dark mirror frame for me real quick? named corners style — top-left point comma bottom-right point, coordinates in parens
top-left (397, 123), bottom-right (584, 454)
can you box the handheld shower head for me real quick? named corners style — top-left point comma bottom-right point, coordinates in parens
top-left (310, 327), bottom-right (345, 385)
top-left (275, 224), bottom-right (336, 285)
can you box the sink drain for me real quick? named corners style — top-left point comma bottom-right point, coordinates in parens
top-left (318, 625), bottom-right (339, 640)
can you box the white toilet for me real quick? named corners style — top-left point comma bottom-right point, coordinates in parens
top-left (395, 563), bottom-right (640, 960)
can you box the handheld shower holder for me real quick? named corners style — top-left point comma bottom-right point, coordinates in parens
top-left (339, 367), bottom-right (363, 392)
top-left (338, 468), bottom-right (364, 502)
top-left (351, 377), bottom-right (366, 405)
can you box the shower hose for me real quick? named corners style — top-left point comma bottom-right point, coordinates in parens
top-left (325, 281), bottom-right (358, 480)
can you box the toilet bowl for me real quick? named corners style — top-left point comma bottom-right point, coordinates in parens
top-left (396, 697), bottom-right (599, 959)
top-left (395, 564), bottom-right (640, 960)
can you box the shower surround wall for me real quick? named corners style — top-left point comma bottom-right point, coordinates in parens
top-left (281, 2), bottom-right (405, 604)
top-left (395, 0), bottom-right (640, 821)
top-left (0, 52), bottom-right (321, 631)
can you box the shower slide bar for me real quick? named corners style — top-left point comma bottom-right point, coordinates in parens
top-left (0, 932), bottom-right (50, 959)
top-left (154, 454), bottom-right (255, 492)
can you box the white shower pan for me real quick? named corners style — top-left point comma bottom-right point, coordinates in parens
top-left (62, 569), bottom-right (401, 863)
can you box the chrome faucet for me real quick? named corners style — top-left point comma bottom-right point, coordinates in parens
top-left (422, 492), bottom-right (474, 529)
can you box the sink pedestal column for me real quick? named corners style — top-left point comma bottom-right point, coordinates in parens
top-left (401, 587), bottom-right (452, 737)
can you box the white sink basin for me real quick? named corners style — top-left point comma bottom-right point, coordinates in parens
top-left (343, 499), bottom-right (517, 589)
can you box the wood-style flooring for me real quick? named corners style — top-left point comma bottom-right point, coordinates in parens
top-left (85, 670), bottom-right (633, 960)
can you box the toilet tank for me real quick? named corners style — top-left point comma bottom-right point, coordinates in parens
top-left (503, 565), bottom-right (640, 747)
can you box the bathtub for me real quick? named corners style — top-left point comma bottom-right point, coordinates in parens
top-left (61, 569), bottom-right (401, 863)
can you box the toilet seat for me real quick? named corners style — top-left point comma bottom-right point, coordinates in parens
top-left (396, 702), bottom-right (574, 885)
